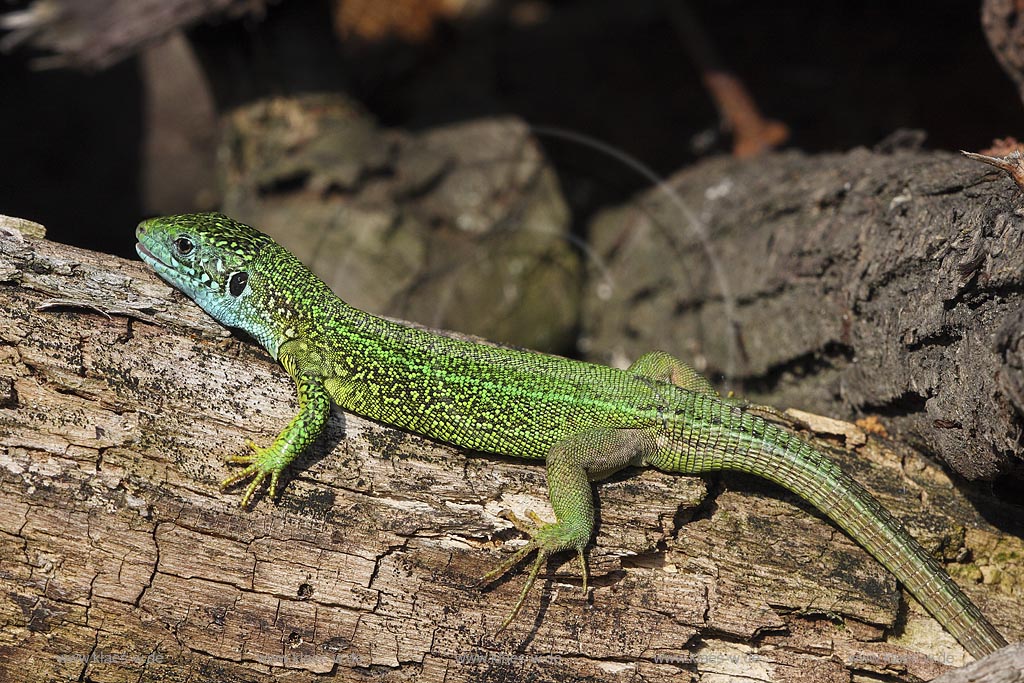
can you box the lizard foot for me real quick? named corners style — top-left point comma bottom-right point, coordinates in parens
top-left (220, 439), bottom-right (287, 507)
top-left (481, 519), bottom-right (589, 632)
top-left (723, 393), bottom-right (789, 425)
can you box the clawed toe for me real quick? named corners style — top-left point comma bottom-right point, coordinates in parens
top-left (480, 522), bottom-right (591, 633)
top-left (480, 539), bottom-right (539, 587)
top-left (219, 441), bottom-right (283, 507)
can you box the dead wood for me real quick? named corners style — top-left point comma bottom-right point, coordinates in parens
top-left (0, 220), bottom-right (1019, 682)
top-left (0, 0), bottom-right (265, 70)
top-left (584, 146), bottom-right (1024, 484)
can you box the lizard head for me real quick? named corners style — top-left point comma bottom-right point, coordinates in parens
top-left (135, 212), bottom-right (303, 357)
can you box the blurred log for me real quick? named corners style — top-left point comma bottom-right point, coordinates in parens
top-left (584, 145), bottom-right (1024, 484)
top-left (0, 0), bottom-right (266, 69)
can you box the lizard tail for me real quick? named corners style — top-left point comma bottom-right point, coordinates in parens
top-left (659, 396), bottom-right (1006, 658)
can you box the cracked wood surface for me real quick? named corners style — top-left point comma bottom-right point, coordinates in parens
top-left (583, 147), bottom-right (1024, 483)
top-left (0, 224), bottom-right (1020, 682)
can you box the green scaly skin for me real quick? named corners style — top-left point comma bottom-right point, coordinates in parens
top-left (136, 212), bottom-right (1007, 657)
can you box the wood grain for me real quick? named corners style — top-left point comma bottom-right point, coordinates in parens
top-left (0, 222), bottom-right (1018, 682)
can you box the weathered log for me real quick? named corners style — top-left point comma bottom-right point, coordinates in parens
top-left (0, 220), bottom-right (1018, 682)
top-left (583, 146), bottom-right (1024, 483)
top-left (981, 0), bottom-right (1024, 109)
top-left (931, 643), bottom-right (1024, 683)
top-left (0, 0), bottom-right (266, 70)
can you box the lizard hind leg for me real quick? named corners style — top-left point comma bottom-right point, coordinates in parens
top-left (630, 350), bottom-right (785, 422)
top-left (482, 427), bottom-right (657, 631)
top-left (628, 350), bottom-right (718, 395)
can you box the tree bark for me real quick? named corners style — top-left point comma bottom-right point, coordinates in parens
top-left (583, 145), bottom-right (1024, 484)
top-left (0, 0), bottom-right (265, 70)
top-left (0, 219), bottom-right (1019, 682)
top-left (931, 644), bottom-right (1024, 683)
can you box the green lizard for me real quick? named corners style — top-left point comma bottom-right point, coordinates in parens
top-left (135, 212), bottom-right (1007, 657)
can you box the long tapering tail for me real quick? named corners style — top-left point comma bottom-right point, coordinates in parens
top-left (660, 395), bottom-right (1006, 658)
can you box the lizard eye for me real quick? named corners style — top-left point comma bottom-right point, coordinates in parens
top-left (229, 271), bottom-right (249, 297)
top-left (174, 236), bottom-right (195, 255)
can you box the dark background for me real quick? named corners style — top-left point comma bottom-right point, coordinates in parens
top-left (1, 0), bottom-right (1020, 258)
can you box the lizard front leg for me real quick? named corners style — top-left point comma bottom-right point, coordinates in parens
top-left (221, 345), bottom-right (332, 507)
top-left (484, 427), bottom-right (657, 630)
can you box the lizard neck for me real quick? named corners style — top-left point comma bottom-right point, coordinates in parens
top-left (238, 247), bottom-right (364, 360)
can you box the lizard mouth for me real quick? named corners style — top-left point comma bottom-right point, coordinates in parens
top-left (135, 241), bottom-right (169, 269)
top-left (135, 220), bottom-right (172, 270)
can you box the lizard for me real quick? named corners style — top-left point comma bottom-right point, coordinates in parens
top-left (135, 211), bottom-right (1007, 658)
